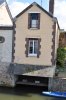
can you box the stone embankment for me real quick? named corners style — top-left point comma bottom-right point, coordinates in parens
top-left (0, 62), bottom-right (66, 92)
top-left (0, 62), bottom-right (55, 87)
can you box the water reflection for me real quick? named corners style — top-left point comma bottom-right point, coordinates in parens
top-left (0, 85), bottom-right (65, 100)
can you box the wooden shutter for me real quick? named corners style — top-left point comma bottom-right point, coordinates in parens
top-left (25, 38), bottom-right (29, 57)
top-left (28, 13), bottom-right (31, 29)
top-left (38, 13), bottom-right (40, 29)
top-left (37, 38), bottom-right (41, 58)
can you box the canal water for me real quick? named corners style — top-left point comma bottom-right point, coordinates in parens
top-left (0, 85), bottom-right (65, 100)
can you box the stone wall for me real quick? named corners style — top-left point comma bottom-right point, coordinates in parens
top-left (0, 62), bottom-right (66, 91)
top-left (13, 63), bottom-right (55, 77)
top-left (0, 62), bottom-right (55, 87)
top-left (49, 77), bottom-right (66, 92)
top-left (0, 62), bottom-right (16, 87)
top-left (23, 66), bottom-right (55, 77)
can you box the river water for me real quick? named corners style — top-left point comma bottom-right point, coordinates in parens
top-left (0, 85), bottom-right (65, 100)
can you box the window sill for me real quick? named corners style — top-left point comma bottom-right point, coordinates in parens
top-left (28, 54), bottom-right (37, 57)
top-left (29, 28), bottom-right (39, 30)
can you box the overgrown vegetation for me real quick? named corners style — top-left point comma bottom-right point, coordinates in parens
top-left (56, 47), bottom-right (66, 67)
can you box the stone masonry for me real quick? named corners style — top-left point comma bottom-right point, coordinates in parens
top-left (49, 77), bottom-right (66, 92)
top-left (0, 62), bottom-right (16, 87)
top-left (0, 62), bottom-right (55, 87)
top-left (0, 62), bottom-right (66, 91)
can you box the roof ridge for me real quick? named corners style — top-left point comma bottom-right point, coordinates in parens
top-left (15, 2), bottom-right (53, 18)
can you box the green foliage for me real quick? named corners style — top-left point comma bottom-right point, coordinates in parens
top-left (56, 47), bottom-right (66, 67)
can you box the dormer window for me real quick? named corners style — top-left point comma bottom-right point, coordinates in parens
top-left (28, 13), bottom-right (40, 29)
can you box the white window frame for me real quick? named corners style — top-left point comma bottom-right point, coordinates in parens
top-left (28, 12), bottom-right (41, 13)
top-left (31, 19), bottom-right (38, 28)
top-left (28, 40), bottom-right (37, 56)
top-left (30, 13), bottom-right (38, 28)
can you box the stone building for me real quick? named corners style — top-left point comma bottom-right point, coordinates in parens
top-left (13, 0), bottom-right (60, 77)
top-left (0, 0), bottom-right (61, 87)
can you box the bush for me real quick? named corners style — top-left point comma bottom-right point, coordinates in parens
top-left (56, 47), bottom-right (66, 67)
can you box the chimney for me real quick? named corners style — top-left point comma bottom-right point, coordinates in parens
top-left (49, 0), bottom-right (54, 15)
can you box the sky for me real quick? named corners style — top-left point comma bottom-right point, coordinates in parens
top-left (6, 0), bottom-right (66, 31)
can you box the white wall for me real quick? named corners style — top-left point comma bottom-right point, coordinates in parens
top-left (0, 30), bottom-right (13, 62)
top-left (0, 3), bottom-right (13, 26)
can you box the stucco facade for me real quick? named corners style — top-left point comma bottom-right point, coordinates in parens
top-left (14, 5), bottom-right (53, 66)
top-left (0, 2), bottom-right (13, 26)
top-left (0, 30), bottom-right (13, 62)
top-left (14, 3), bottom-right (57, 66)
top-left (54, 20), bottom-right (60, 62)
top-left (0, 2), bottom-right (13, 62)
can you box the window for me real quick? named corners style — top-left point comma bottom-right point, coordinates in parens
top-left (28, 39), bottom-right (38, 56)
top-left (0, 36), bottom-right (5, 43)
top-left (25, 38), bottom-right (41, 58)
top-left (28, 13), bottom-right (40, 29)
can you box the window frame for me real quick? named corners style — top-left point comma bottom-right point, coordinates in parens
top-left (28, 39), bottom-right (38, 56)
top-left (28, 12), bottom-right (40, 29)
top-left (25, 38), bottom-right (41, 58)
top-left (31, 19), bottom-right (38, 28)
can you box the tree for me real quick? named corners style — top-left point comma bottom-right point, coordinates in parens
top-left (56, 47), bottom-right (66, 67)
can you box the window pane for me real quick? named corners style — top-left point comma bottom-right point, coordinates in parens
top-left (34, 40), bottom-right (38, 54)
top-left (31, 13), bottom-right (38, 20)
top-left (29, 47), bottom-right (33, 53)
top-left (30, 13), bottom-right (38, 28)
top-left (31, 20), bottom-right (37, 28)
top-left (28, 39), bottom-right (38, 55)
top-left (29, 40), bottom-right (33, 54)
